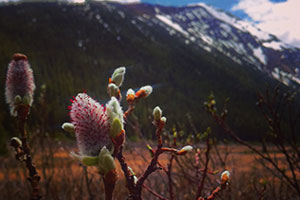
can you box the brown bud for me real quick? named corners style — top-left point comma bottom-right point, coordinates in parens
top-left (13, 53), bottom-right (27, 61)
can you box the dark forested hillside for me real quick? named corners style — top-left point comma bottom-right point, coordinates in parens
top-left (0, 1), bottom-right (294, 149)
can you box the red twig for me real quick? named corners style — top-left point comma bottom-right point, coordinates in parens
top-left (136, 148), bottom-right (163, 192)
top-left (196, 136), bottom-right (211, 199)
top-left (116, 120), bottom-right (167, 200)
top-left (124, 104), bottom-right (135, 119)
top-left (103, 169), bottom-right (118, 200)
top-left (143, 184), bottom-right (168, 200)
top-left (174, 157), bottom-right (198, 184)
top-left (116, 146), bottom-right (135, 193)
top-left (211, 111), bottom-right (300, 195)
top-left (12, 105), bottom-right (41, 200)
top-left (137, 121), bottom-right (164, 186)
top-left (203, 186), bottom-right (221, 200)
top-left (167, 155), bottom-right (175, 200)
top-left (257, 184), bottom-right (267, 200)
top-left (198, 181), bottom-right (228, 200)
top-left (157, 161), bottom-right (168, 173)
top-left (197, 169), bottom-right (216, 175)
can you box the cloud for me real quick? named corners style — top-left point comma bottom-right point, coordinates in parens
top-left (232, 0), bottom-right (300, 48)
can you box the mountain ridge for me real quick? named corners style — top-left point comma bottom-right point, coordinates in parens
top-left (124, 2), bottom-right (300, 88)
top-left (0, 1), bottom-right (297, 144)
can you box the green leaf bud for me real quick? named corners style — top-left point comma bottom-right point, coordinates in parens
top-left (161, 116), bottom-right (167, 124)
top-left (61, 122), bottom-right (75, 133)
top-left (111, 67), bottom-right (126, 87)
top-left (110, 118), bottom-right (123, 139)
top-left (22, 94), bottom-right (33, 106)
top-left (98, 146), bottom-right (116, 175)
top-left (10, 137), bottom-right (22, 148)
top-left (153, 106), bottom-right (162, 121)
top-left (107, 83), bottom-right (120, 98)
top-left (82, 156), bottom-right (99, 166)
top-left (14, 95), bottom-right (22, 104)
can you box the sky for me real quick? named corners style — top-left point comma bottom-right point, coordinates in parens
top-left (231, 0), bottom-right (300, 48)
top-left (0, 0), bottom-right (300, 48)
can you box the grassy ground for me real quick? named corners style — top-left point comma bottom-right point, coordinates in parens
top-left (0, 140), bottom-right (298, 200)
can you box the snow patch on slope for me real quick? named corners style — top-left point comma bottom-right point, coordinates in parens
top-left (262, 41), bottom-right (285, 50)
top-left (156, 14), bottom-right (189, 36)
top-left (272, 67), bottom-right (300, 86)
top-left (188, 3), bottom-right (271, 41)
top-left (253, 47), bottom-right (266, 65)
top-left (199, 33), bottom-right (213, 45)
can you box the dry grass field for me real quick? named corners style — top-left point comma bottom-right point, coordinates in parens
top-left (0, 140), bottom-right (298, 200)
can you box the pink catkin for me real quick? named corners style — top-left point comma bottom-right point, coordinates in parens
top-left (5, 55), bottom-right (35, 116)
top-left (70, 93), bottom-right (110, 156)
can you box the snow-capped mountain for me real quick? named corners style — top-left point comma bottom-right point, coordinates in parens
top-left (1, 1), bottom-right (299, 139)
top-left (1, 1), bottom-right (299, 87)
top-left (122, 2), bottom-right (300, 87)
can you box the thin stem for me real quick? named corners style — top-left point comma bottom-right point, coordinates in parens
top-left (203, 186), bottom-right (221, 200)
top-left (196, 136), bottom-right (211, 199)
top-left (83, 166), bottom-right (94, 200)
top-left (211, 111), bottom-right (300, 196)
top-left (167, 155), bottom-right (175, 200)
top-left (116, 121), bottom-right (166, 200)
top-left (103, 169), bottom-right (117, 200)
top-left (173, 156), bottom-right (198, 185)
top-left (116, 146), bottom-right (135, 193)
top-left (137, 122), bottom-right (164, 187)
top-left (104, 178), bottom-right (114, 200)
top-left (258, 185), bottom-right (266, 200)
top-left (198, 180), bottom-right (229, 200)
top-left (15, 105), bottom-right (41, 200)
top-left (137, 148), bottom-right (163, 188)
top-left (143, 184), bottom-right (168, 200)
top-left (124, 104), bottom-right (135, 119)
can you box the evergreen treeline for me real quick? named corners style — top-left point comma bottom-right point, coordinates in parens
top-left (0, 2), bottom-right (293, 154)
